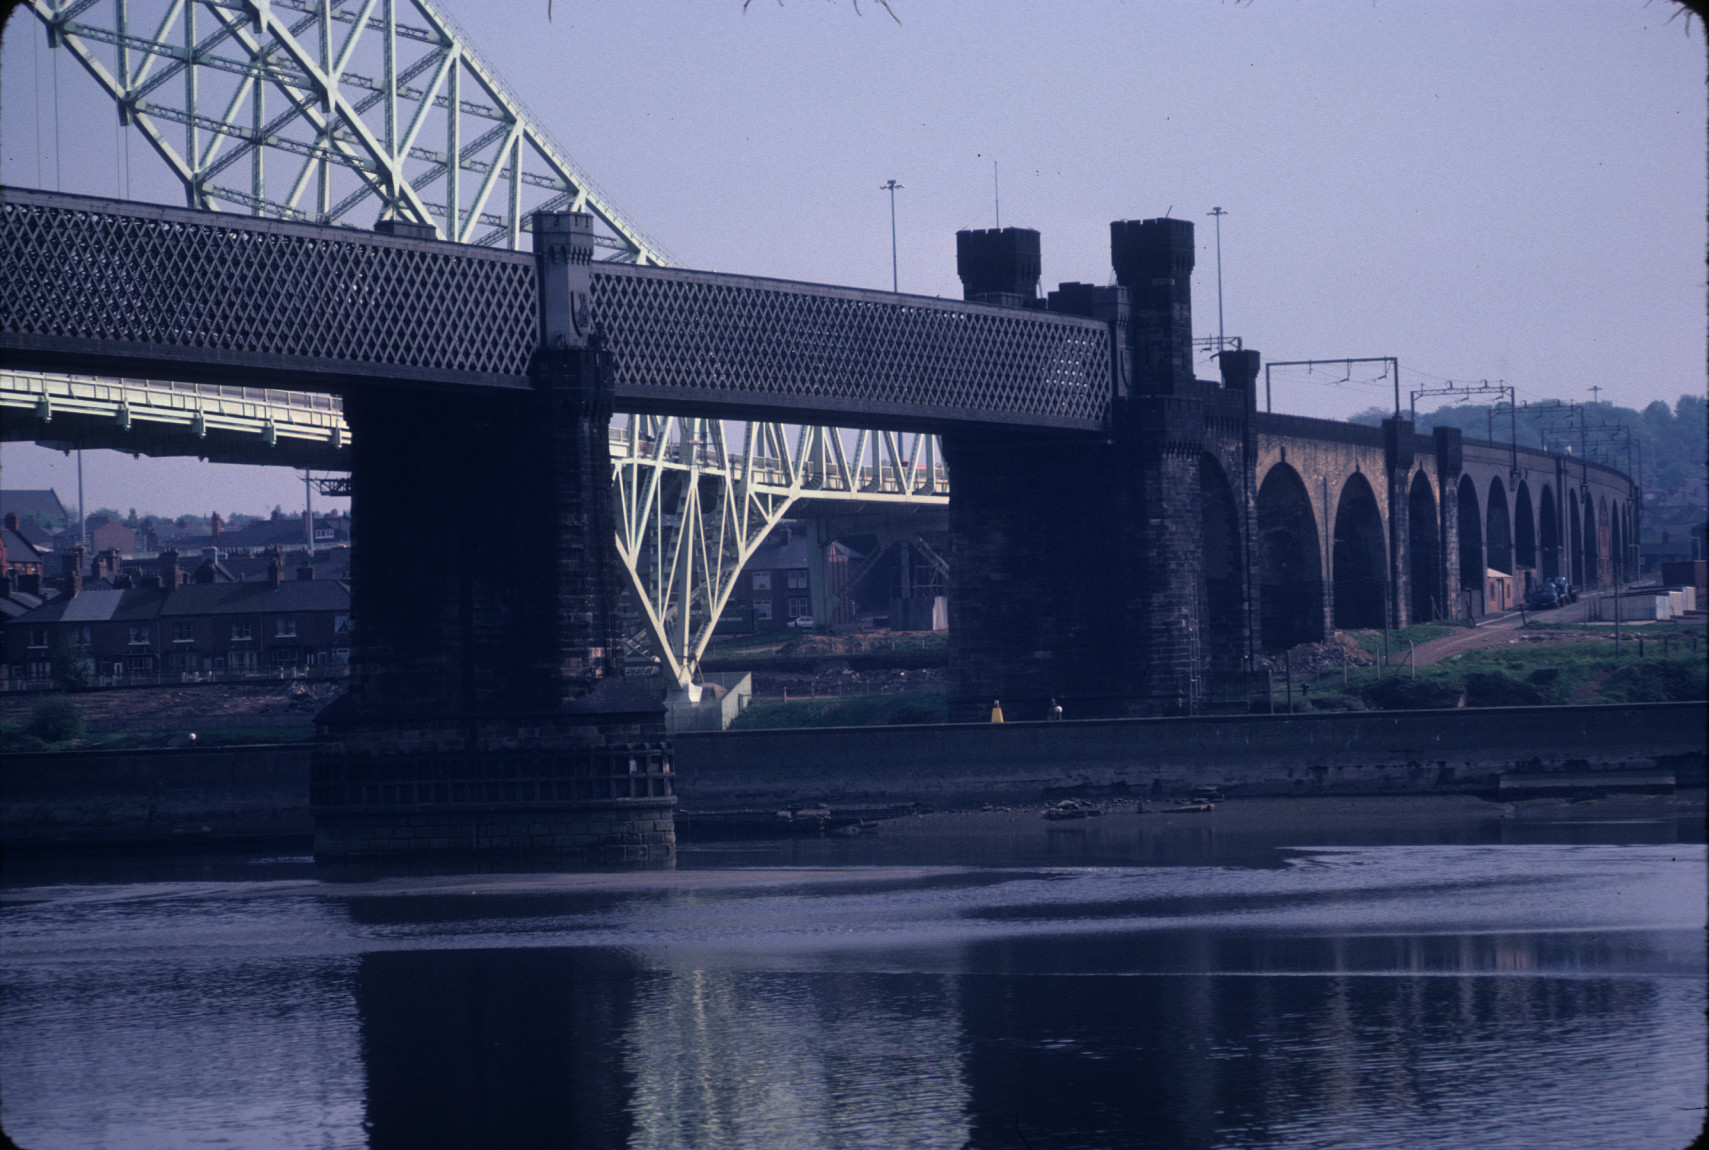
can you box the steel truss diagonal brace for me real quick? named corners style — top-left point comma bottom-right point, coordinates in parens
top-left (25, 0), bottom-right (668, 262)
top-left (609, 416), bottom-right (949, 688)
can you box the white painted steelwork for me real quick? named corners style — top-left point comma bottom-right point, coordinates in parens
top-left (24, 0), bottom-right (666, 263)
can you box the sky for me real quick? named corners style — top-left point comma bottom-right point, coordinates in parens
top-left (1, 0), bottom-right (1703, 521)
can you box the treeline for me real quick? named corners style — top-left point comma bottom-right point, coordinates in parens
top-left (1353, 394), bottom-right (1705, 494)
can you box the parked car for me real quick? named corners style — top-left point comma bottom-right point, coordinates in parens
top-left (1526, 586), bottom-right (1559, 610)
top-left (787, 615), bottom-right (817, 630)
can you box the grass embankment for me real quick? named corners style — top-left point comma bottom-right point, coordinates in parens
top-left (702, 631), bottom-right (946, 665)
top-left (1297, 624), bottom-right (1705, 712)
top-left (1, 697), bottom-right (312, 753)
top-left (729, 692), bottom-right (947, 731)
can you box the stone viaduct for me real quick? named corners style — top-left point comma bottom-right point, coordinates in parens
top-left (942, 220), bottom-right (1636, 721)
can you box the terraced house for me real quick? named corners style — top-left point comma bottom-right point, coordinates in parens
top-left (3, 557), bottom-right (349, 686)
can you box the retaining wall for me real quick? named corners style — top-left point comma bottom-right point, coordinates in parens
top-left (672, 702), bottom-right (1708, 809)
top-left (3, 703), bottom-right (1703, 847)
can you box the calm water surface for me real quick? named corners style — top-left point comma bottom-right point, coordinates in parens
top-left (2, 802), bottom-right (1703, 1150)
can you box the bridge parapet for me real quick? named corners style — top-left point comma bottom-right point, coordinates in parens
top-left (3, 187), bottom-right (1114, 432)
top-left (592, 264), bottom-right (1111, 431)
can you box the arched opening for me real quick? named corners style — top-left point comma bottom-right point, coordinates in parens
top-left (1568, 489), bottom-right (1583, 587)
top-left (1539, 485), bottom-right (1559, 580)
top-left (1513, 481), bottom-right (1536, 578)
top-left (1200, 455), bottom-right (1245, 673)
top-left (1610, 504), bottom-right (1624, 584)
top-left (1257, 464), bottom-right (1323, 652)
top-left (1485, 476), bottom-right (1513, 575)
top-left (1408, 471), bottom-right (1440, 622)
top-left (1332, 472), bottom-right (1387, 630)
top-left (1597, 497), bottom-right (1611, 586)
top-left (1457, 476), bottom-right (1483, 603)
top-left (1582, 496), bottom-right (1599, 588)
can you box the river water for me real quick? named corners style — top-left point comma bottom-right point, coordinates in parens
top-left (2, 797), bottom-right (1704, 1150)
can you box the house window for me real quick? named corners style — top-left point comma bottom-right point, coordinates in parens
top-left (228, 650), bottom-right (258, 673)
top-left (166, 651), bottom-right (197, 673)
top-left (275, 617), bottom-right (297, 639)
top-left (751, 571), bottom-right (771, 591)
top-left (69, 626), bottom-right (92, 646)
top-left (787, 570), bottom-right (808, 590)
top-left (124, 653), bottom-right (154, 674)
top-left (332, 648), bottom-right (352, 667)
top-left (128, 625), bottom-right (151, 645)
top-left (754, 600), bottom-right (773, 621)
top-left (231, 621), bottom-right (253, 642)
top-left (788, 597), bottom-right (809, 618)
top-left (173, 621), bottom-right (196, 643)
top-left (26, 627), bottom-right (47, 649)
top-left (270, 646), bottom-right (299, 666)
top-left (333, 615), bottom-right (353, 634)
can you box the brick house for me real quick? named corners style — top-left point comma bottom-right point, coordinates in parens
top-left (4, 562), bottom-right (350, 685)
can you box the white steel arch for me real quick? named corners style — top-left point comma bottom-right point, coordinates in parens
top-left (23, 0), bottom-right (668, 262)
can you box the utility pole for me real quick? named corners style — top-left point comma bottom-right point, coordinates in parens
top-left (881, 179), bottom-right (904, 293)
top-left (1588, 385), bottom-right (1603, 405)
top-left (1208, 207), bottom-right (1227, 352)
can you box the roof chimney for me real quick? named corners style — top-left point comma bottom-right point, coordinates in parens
top-left (266, 546), bottom-right (284, 588)
top-left (296, 564), bottom-right (316, 581)
top-left (210, 512), bottom-right (223, 542)
top-left (2, 512), bottom-right (17, 533)
top-left (160, 548), bottom-right (182, 588)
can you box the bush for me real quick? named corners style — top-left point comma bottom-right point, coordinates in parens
top-left (25, 696), bottom-right (85, 742)
top-left (0, 726), bottom-right (48, 752)
top-left (1307, 692), bottom-right (1366, 712)
top-left (1463, 671), bottom-right (1548, 708)
top-left (49, 639), bottom-right (92, 692)
top-left (1359, 677), bottom-right (1464, 711)
top-left (1600, 659), bottom-right (1707, 704)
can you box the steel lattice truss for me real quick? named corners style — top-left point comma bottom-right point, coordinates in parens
top-left (594, 266), bottom-right (1113, 431)
top-left (24, 0), bottom-right (666, 262)
top-left (3, 188), bottom-right (1115, 428)
top-left (1, 187), bottom-right (537, 387)
top-left (612, 416), bottom-right (948, 688)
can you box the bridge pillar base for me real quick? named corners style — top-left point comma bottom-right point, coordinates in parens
top-left (315, 344), bottom-right (673, 862)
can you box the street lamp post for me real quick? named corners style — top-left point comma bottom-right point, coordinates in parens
top-left (881, 179), bottom-right (904, 292)
top-left (1207, 206), bottom-right (1227, 352)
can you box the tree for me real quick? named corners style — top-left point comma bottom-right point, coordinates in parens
top-left (48, 638), bottom-right (93, 692)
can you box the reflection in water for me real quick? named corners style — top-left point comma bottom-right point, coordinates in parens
top-left (623, 967), bottom-right (968, 1149)
top-left (2, 952), bottom-right (364, 1149)
top-left (1, 842), bottom-right (1703, 1149)
top-left (356, 948), bottom-right (643, 1150)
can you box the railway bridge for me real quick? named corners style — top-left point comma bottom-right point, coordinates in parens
top-left (0, 187), bottom-right (1635, 855)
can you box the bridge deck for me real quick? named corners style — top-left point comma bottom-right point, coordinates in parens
top-left (2, 187), bottom-right (1111, 433)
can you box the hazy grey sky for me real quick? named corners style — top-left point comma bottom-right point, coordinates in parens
top-left (2, 0), bottom-right (1703, 519)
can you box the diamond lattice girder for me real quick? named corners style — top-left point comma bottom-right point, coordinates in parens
top-left (3, 188), bottom-right (1111, 428)
top-left (24, 0), bottom-right (667, 264)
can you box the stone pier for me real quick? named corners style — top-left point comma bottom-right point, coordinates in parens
top-left (311, 212), bottom-right (674, 861)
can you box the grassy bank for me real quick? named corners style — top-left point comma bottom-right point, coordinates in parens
top-left (1297, 637), bottom-right (1705, 712)
top-left (730, 692), bottom-right (948, 730)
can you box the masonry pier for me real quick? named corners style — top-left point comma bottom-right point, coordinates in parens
top-left (310, 213), bottom-right (674, 861)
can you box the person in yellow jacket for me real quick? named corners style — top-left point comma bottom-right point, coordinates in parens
top-left (990, 699), bottom-right (1004, 723)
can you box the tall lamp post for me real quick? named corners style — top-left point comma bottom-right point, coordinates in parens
top-left (881, 179), bottom-right (904, 292)
top-left (1207, 206), bottom-right (1227, 352)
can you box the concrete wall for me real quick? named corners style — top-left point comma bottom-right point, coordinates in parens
top-left (5, 703), bottom-right (1701, 847)
top-left (673, 702), bottom-right (1706, 809)
top-left (2, 743), bottom-right (314, 847)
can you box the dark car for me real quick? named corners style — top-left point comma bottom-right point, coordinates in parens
top-left (1526, 586), bottom-right (1559, 610)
